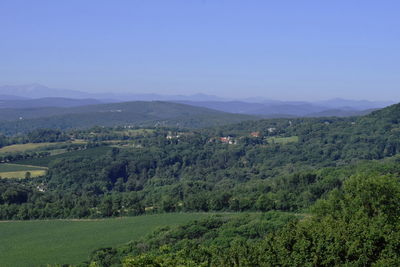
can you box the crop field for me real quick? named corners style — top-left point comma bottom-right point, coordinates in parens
top-left (0, 213), bottom-right (213, 267)
top-left (122, 128), bottom-right (155, 135)
top-left (0, 143), bottom-right (57, 154)
top-left (0, 140), bottom-right (87, 155)
top-left (0, 163), bottom-right (47, 178)
top-left (14, 146), bottom-right (112, 167)
top-left (266, 136), bottom-right (299, 144)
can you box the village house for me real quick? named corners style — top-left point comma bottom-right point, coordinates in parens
top-left (250, 131), bottom-right (261, 137)
top-left (220, 136), bottom-right (236, 144)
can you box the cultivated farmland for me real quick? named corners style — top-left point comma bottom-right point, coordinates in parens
top-left (0, 163), bottom-right (47, 178)
top-left (0, 213), bottom-right (213, 266)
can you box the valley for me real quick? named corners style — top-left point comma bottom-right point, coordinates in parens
top-left (3, 1), bottom-right (399, 265)
top-left (0, 102), bottom-right (399, 265)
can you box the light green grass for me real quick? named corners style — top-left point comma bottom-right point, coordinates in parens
top-left (0, 141), bottom-right (86, 155)
top-left (0, 170), bottom-right (47, 179)
top-left (14, 146), bottom-right (113, 167)
top-left (0, 213), bottom-right (212, 267)
top-left (0, 163), bottom-right (47, 178)
top-left (122, 129), bottom-right (155, 135)
top-left (266, 136), bottom-right (299, 144)
top-left (0, 143), bottom-right (57, 154)
top-left (0, 163), bottom-right (47, 172)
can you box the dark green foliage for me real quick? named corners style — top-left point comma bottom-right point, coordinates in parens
top-left (0, 101), bottom-right (257, 134)
top-left (87, 212), bottom-right (295, 266)
top-left (26, 129), bottom-right (69, 143)
top-left (2, 103), bottom-right (400, 219)
top-left (89, 173), bottom-right (400, 266)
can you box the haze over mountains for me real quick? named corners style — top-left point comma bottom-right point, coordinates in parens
top-left (0, 84), bottom-right (393, 118)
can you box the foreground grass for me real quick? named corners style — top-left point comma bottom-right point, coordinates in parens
top-left (0, 213), bottom-right (212, 267)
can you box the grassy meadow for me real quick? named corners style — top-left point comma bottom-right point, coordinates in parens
top-left (0, 143), bottom-right (59, 154)
top-left (0, 140), bottom-right (87, 155)
top-left (0, 213), bottom-right (212, 267)
top-left (14, 146), bottom-right (112, 167)
top-left (266, 136), bottom-right (299, 144)
top-left (0, 163), bottom-right (47, 179)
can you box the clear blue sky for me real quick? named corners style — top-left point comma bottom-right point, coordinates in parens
top-left (1, 0), bottom-right (399, 101)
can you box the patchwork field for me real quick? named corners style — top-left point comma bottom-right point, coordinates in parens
top-left (0, 163), bottom-right (47, 178)
top-left (0, 140), bottom-right (87, 155)
top-left (0, 142), bottom-right (57, 154)
top-left (14, 146), bottom-right (112, 167)
top-left (0, 213), bottom-right (213, 267)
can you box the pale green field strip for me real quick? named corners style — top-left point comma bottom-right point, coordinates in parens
top-left (0, 163), bottom-right (48, 178)
top-left (0, 140), bottom-right (87, 154)
top-left (0, 213), bottom-right (213, 267)
top-left (0, 143), bottom-right (58, 154)
top-left (0, 163), bottom-right (47, 172)
top-left (0, 170), bottom-right (47, 178)
top-left (266, 136), bottom-right (299, 144)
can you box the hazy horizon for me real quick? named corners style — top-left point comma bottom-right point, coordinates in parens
top-left (1, 1), bottom-right (399, 102)
top-left (0, 83), bottom-right (396, 104)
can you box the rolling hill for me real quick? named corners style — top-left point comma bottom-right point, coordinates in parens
top-left (0, 101), bottom-right (258, 134)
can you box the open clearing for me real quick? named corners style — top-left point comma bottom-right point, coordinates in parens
top-left (266, 136), bottom-right (299, 144)
top-left (14, 146), bottom-right (112, 167)
top-left (0, 170), bottom-right (46, 178)
top-left (0, 213), bottom-right (213, 266)
top-left (0, 163), bottom-right (47, 178)
top-left (0, 140), bottom-right (87, 155)
top-left (0, 142), bottom-right (58, 154)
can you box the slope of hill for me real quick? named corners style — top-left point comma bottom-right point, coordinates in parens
top-left (305, 108), bottom-right (376, 117)
top-left (0, 101), bottom-right (258, 134)
top-left (175, 100), bottom-right (381, 118)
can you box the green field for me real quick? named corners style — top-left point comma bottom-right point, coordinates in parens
top-left (0, 141), bottom-right (87, 155)
top-left (0, 143), bottom-right (59, 154)
top-left (14, 146), bottom-right (112, 167)
top-left (266, 136), bottom-right (299, 144)
top-left (0, 213), bottom-right (212, 267)
top-left (0, 163), bottom-right (47, 179)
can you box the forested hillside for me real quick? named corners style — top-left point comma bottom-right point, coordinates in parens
top-left (86, 170), bottom-right (400, 266)
top-left (0, 101), bottom-right (257, 134)
top-left (1, 103), bottom-right (399, 218)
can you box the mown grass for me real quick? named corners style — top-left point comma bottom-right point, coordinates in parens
top-left (0, 140), bottom-right (87, 155)
top-left (0, 143), bottom-right (57, 154)
top-left (0, 213), bottom-right (212, 267)
top-left (0, 163), bottom-right (47, 178)
top-left (0, 163), bottom-right (46, 172)
top-left (0, 170), bottom-right (47, 179)
top-left (266, 136), bottom-right (299, 144)
top-left (14, 146), bottom-right (112, 167)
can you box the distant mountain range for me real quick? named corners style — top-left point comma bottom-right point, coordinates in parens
top-left (0, 84), bottom-right (225, 102)
top-left (0, 84), bottom-right (394, 118)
